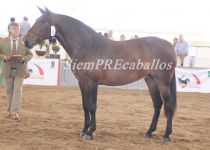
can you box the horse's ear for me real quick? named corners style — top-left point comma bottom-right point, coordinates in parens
top-left (37, 6), bottom-right (46, 15)
top-left (45, 7), bottom-right (54, 15)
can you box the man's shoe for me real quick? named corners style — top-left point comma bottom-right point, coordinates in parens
top-left (6, 113), bottom-right (12, 118)
top-left (12, 113), bottom-right (21, 122)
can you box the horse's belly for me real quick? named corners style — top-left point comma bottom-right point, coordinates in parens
top-left (99, 80), bottom-right (141, 86)
top-left (98, 71), bottom-right (147, 86)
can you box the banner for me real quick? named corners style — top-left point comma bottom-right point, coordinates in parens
top-left (176, 68), bottom-right (210, 93)
top-left (24, 59), bottom-right (60, 86)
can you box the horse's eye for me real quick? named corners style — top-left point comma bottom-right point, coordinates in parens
top-left (40, 20), bottom-right (45, 23)
top-left (40, 21), bottom-right (48, 26)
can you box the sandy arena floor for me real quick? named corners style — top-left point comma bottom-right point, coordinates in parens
top-left (0, 85), bottom-right (210, 150)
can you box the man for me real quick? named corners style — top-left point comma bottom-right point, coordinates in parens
top-left (8, 17), bottom-right (16, 35)
top-left (20, 16), bottom-right (31, 37)
top-left (0, 22), bottom-right (33, 121)
top-left (120, 34), bottom-right (126, 41)
top-left (108, 30), bottom-right (115, 40)
top-left (173, 37), bottom-right (178, 48)
top-left (175, 34), bottom-right (189, 66)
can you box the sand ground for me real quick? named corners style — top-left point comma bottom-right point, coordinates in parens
top-left (0, 85), bottom-right (210, 150)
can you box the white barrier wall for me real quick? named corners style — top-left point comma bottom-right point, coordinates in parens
top-left (184, 56), bottom-right (210, 68)
top-left (23, 59), bottom-right (210, 93)
top-left (24, 59), bottom-right (60, 86)
top-left (176, 68), bottom-right (210, 93)
top-left (183, 46), bottom-right (210, 68)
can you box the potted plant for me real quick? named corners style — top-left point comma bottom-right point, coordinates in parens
top-left (35, 41), bottom-right (46, 56)
top-left (50, 44), bottom-right (60, 59)
top-left (52, 45), bottom-right (60, 54)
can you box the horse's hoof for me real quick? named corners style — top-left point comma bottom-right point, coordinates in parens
top-left (83, 133), bottom-right (93, 140)
top-left (161, 136), bottom-right (171, 142)
top-left (144, 133), bottom-right (153, 139)
top-left (80, 131), bottom-right (86, 137)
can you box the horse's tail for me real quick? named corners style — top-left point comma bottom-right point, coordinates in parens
top-left (168, 72), bottom-right (177, 117)
top-left (164, 72), bottom-right (177, 117)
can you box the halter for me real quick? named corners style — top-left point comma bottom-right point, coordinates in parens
top-left (51, 26), bottom-right (56, 36)
top-left (49, 26), bottom-right (57, 44)
top-left (27, 25), bottom-right (56, 37)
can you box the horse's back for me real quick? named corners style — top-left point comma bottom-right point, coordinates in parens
top-left (101, 36), bottom-right (176, 63)
top-left (132, 37), bottom-right (175, 56)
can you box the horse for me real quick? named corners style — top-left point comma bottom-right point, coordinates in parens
top-left (24, 7), bottom-right (177, 142)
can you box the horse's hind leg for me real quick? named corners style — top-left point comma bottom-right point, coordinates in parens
top-left (144, 76), bottom-right (163, 139)
top-left (155, 77), bottom-right (176, 142)
top-left (78, 79), bottom-right (98, 140)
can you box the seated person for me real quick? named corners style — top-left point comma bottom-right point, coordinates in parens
top-left (175, 34), bottom-right (188, 66)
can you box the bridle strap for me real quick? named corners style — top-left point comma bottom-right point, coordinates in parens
top-left (51, 26), bottom-right (56, 36)
top-left (27, 26), bottom-right (56, 37)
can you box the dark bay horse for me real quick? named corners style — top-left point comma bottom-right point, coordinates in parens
top-left (24, 7), bottom-right (177, 142)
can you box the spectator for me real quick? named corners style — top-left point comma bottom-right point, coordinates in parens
top-left (175, 34), bottom-right (189, 67)
top-left (104, 32), bottom-right (108, 38)
top-left (20, 16), bottom-right (31, 37)
top-left (98, 32), bottom-right (103, 36)
top-left (120, 34), bottom-right (126, 41)
top-left (173, 37), bottom-right (178, 48)
top-left (8, 17), bottom-right (16, 34)
top-left (108, 30), bottom-right (114, 40)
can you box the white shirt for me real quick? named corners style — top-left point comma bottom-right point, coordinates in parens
top-left (10, 37), bottom-right (19, 51)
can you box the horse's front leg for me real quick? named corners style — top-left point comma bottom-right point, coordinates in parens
top-left (78, 80), bottom-right (98, 140)
top-left (80, 101), bottom-right (91, 137)
top-left (87, 84), bottom-right (98, 137)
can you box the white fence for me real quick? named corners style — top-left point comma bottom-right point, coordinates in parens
top-left (59, 60), bottom-right (148, 89)
top-left (182, 46), bottom-right (210, 68)
top-left (59, 61), bottom-right (210, 93)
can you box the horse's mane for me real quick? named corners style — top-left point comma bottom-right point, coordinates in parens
top-left (57, 14), bottom-right (97, 35)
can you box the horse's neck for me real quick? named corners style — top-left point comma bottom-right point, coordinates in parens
top-left (55, 32), bottom-right (73, 57)
top-left (55, 22), bottom-right (97, 58)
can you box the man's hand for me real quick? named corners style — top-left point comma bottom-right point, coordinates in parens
top-left (16, 56), bottom-right (25, 63)
top-left (3, 55), bottom-right (10, 62)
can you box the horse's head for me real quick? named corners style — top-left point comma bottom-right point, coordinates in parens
top-left (24, 7), bottom-right (55, 48)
